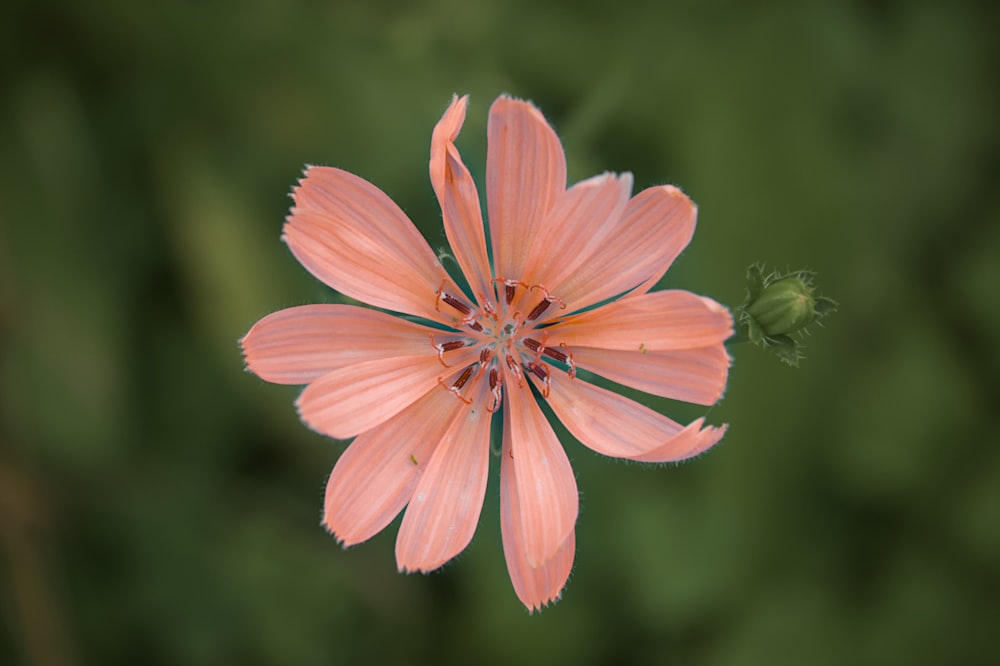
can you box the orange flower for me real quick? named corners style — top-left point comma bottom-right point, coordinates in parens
top-left (241, 95), bottom-right (733, 611)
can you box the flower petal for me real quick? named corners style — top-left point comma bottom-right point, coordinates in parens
top-left (556, 185), bottom-right (698, 313)
top-left (430, 95), bottom-right (494, 305)
top-left (631, 420), bottom-right (728, 464)
top-left (487, 96), bottom-right (567, 282)
top-left (504, 382), bottom-right (578, 567)
top-left (241, 304), bottom-right (440, 385)
top-left (520, 172), bottom-right (632, 296)
top-left (544, 290), bottom-right (733, 351)
top-left (571, 344), bottom-right (731, 406)
top-left (395, 388), bottom-right (493, 572)
top-left (296, 348), bottom-right (479, 440)
top-left (283, 166), bottom-right (450, 321)
top-left (323, 387), bottom-right (467, 546)
top-left (540, 370), bottom-right (726, 462)
top-left (501, 421), bottom-right (575, 611)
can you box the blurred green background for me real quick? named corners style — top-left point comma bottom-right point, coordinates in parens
top-left (3, 0), bottom-right (998, 664)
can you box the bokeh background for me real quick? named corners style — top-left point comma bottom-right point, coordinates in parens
top-left (3, 0), bottom-right (998, 664)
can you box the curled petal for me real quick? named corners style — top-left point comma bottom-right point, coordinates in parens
top-left (557, 185), bottom-right (698, 312)
top-left (630, 420), bottom-right (727, 464)
top-left (504, 383), bottom-right (578, 567)
top-left (323, 387), bottom-right (467, 546)
top-left (396, 387), bottom-right (493, 572)
top-left (429, 94), bottom-right (468, 202)
top-left (501, 420), bottom-right (575, 611)
top-left (297, 348), bottom-right (479, 440)
top-left (430, 95), bottom-right (494, 305)
top-left (571, 344), bottom-right (731, 406)
top-left (487, 96), bottom-right (567, 281)
top-left (241, 304), bottom-right (438, 385)
top-left (541, 370), bottom-right (726, 462)
top-left (545, 290), bottom-right (733, 351)
top-left (284, 166), bottom-right (450, 321)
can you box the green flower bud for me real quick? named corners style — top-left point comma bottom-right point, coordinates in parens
top-left (733, 263), bottom-right (837, 366)
top-left (745, 276), bottom-right (816, 337)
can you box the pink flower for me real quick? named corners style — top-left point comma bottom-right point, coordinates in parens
top-left (241, 94), bottom-right (733, 611)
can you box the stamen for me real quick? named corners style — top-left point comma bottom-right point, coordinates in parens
top-left (435, 279), bottom-right (472, 315)
top-left (525, 284), bottom-right (566, 321)
top-left (564, 343), bottom-right (576, 378)
top-left (542, 346), bottom-right (567, 363)
top-left (479, 347), bottom-right (494, 365)
top-left (552, 342), bottom-right (576, 378)
top-left (486, 368), bottom-right (502, 413)
top-left (452, 365), bottom-right (475, 390)
top-left (505, 353), bottom-right (524, 386)
top-left (527, 361), bottom-right (551, 397)
top-left (437, 365), bottom-right (475, 404)
top-left (522, 332), bottom-right (551, 365)
top-left (493, 277), bottom-right (525, 306)
top-left (524, 338), bottom-right (576, 379)
top-left (482, 300), bottom-right (497, 321)
top-left (526, 299), bottom-right (552, 321)
top-left (444, 294), bottom-right (471, 315)
top-left (429, 333), bottom-right (465, 367)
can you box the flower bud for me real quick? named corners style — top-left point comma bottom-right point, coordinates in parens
top-left (734, 263), bottom-right (837, 366)
top-left (745, 275), bottom-right (816, 337)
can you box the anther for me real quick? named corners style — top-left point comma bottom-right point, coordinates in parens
top-left (444, 294), bottom-right (471, 315)
top-left (542, 347), bottom-right (567, 363)
top-left (429, 334), bottom-right (465, 367)
top-left (485, 368), bottom-right (502, 413)
top-left (525, 284), bottom-right (566, 321)
top-left (479, 347), bottom-right (493, 365)
top-left (494, 277), bottom-right (525, 306)
top-left (437, 367), bottom-right (474, 404)
top-left (526, 299), bottom-right (552, 321)
top-left (452, 366), bottom-right (475, 390)
top-left (435, 279), bottom-right (472, 315)
top-left (527, 362), bottom-right (551, 397)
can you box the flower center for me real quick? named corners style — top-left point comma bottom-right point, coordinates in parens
top-left (431, 278), bottom-right (575, 410)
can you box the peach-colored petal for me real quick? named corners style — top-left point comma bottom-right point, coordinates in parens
top-left (571, 345), bottom-right (731, 406)
top-left (545, 290), bottom-right (733, 351)
top-left (504, 383), bottom-right (578, 567)
top-left (241, 304), bottom-right (440, 385)
top-left (631, 421), bottom-right (728, 464)
top-left (283, 166), bottom-right (451, 321)
top-left (539, 370), bottom-right (725, 462)
top-left (296, 348), bottom-right (479, 440)
top-left (487, 96), bottom-right (567, 282)
top-left (520, 172), bottom-right (632, 295)
top-left (430, 95), bottom-right (494, 305)
top-left (556, 185), bottom-right (698, 313)
top-left (323, 387), bottom-right (467, 546)
top-left (429, 94), bottom-right (467, 201)
top-left (395, 387), bottom-right (493, 572)
top-left (501, 419), bottom-right (575, 611)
